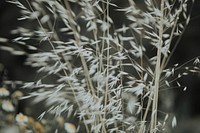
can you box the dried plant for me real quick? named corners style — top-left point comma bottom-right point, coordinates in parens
top-left (2, 0), bottom-right (199, 132)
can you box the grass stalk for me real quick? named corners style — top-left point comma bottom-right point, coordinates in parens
top-left (150, 0), bottom-right (164, 132)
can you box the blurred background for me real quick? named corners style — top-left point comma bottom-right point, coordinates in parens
top-left (0, 0), bottom-right (200, 132)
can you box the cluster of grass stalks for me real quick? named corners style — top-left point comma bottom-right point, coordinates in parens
top-left (1, 0), bottom-right (199, 132)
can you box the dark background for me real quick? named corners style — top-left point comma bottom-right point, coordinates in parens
top-left (0, 0), bottom-right (200, 132)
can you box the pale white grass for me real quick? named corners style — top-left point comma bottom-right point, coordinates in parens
top-left (5, 0), bottom-right (198, 132)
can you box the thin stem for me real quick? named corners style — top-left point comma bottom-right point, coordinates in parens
top-left (138, 92), bottom-right (153, 133)
top-left (63, 0), bottom-right (96, 98)
top-left (102, 1), bottom-right (110, 132)
top-left (150, 0), bottom-right (164, 132)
